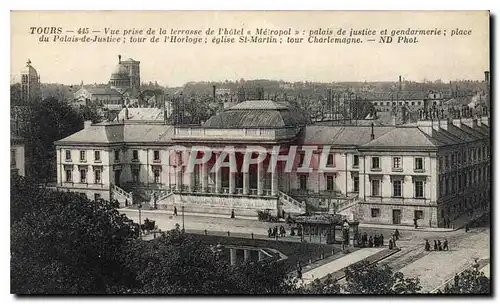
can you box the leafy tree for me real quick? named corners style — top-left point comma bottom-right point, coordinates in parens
top-left (123, 227), bottom-right (298, 294)
top-left (11, 175), bottom-right (140, 294)
top-left (17, 97), bottom-right (84, 181)
top-left (10, 83), bottom-right (22, 105)
top-left (441, 268), bottom-right (490, 294)
top-left (344, 260), bottom-right (421, 294)
top-left (299, 275), bottom-right (341, 294)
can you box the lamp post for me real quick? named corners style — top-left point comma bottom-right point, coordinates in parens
top-left (182, 205), bottom-right (185, 233)
top-left (138, 203), bottom-right (142, 238)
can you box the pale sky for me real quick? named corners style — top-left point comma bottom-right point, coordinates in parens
top-left (11, 11), bottom-right (489, 87)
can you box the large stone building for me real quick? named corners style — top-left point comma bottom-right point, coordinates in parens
top-left (54, 100), bottom-right (490, 228)
top-left (73, 55), bottom-right (141, 110)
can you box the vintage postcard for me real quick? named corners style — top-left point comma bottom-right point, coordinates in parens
top-left (10, 11), bottom-right (490, 295)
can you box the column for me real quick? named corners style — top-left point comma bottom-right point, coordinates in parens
top-left (215, 152), bottom-right (222, 193)
top-left (201, 162), bottom-right (208, 192)
top-left (271, 168), bottom-right (278, 195)
top-left (244, 249), bottom-right (250, 262)
top-left (186, 151), bottom-right (193, 192)
top-left (230, 248), bottom-right (237, 266)
top-left (229, 171), bottom-right (236, 194)
top-left (175, 151), bottom-right (182, 191)
top-left (243, 172), bottom-right (249, 195)
top-left (257, 161), bottom-right (264, 196)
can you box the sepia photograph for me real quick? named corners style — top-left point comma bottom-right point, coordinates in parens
top-left (9, 10), bottom-right (491, 295)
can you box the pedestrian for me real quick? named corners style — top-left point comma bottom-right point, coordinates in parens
top-left (425, 239), bottom-right (431, 251)
top-left (394, 229), bottom-right (400, 241)
top-left (465, 224), bottom-right (470, 232)
top-left (268, 227), bottom-right (272, 238)
top-left (231, 209), bottom-right (235, 219)
top-left (438, 240), bottom-right (442, 251)
top-left (443, 239), bottom-right (449, 251)
top-left (389, 238), bottom-right (394, 250)
top-left (173, 206), bottom-right (178, 216)
top-left (361, 232), bottom-right (368, 247)
top-left (413, 218), bottom-right (419, 229)
top-left (368, 236), bottom-right (373, 247)
top-left (473, 258), bottom-right (480, 270)
top-left (282, 210), bottom-right (286, 219)
top-left (392, 235), bottom-right (397, 248)
top-left (379, 234), bottom-right (384, 246)
top-left (434, 240), bottom-right (438, 251)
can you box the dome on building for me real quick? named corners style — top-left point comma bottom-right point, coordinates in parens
top-left (110, 63), bottom-right (129, 80)
top-left (202, 100), bottom-right (311, 129)
top-left (21, 59), bottom-right (38, 76)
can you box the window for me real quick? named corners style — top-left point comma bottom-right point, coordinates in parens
top-left (327, 153), bottom-right (334, 166)
top-left (371, 179), bottom-right (380, 196)
top-left (414, 210), bottom-right (424, 220)
top-left (411, 101), bottom-right (415, 106)
top-left (65, 150), bottom-right (71, 161)
top-left (414, 157), bottom-right (424, 170)
top-left (154, 150), bottom-right (160, 161)
top-left (458, 174), bottom-right (462, 189)
top-left (439, 157), bottom-right (443, 171)
top-left (94, 151), bottom-right (101, 162)
top-left (299, 175), bottom-right (308, 190)
top-left (299, 153), bottom-right (305, 166)
top-left (353, 176), bottom-right (359, 193)
top-left (353, 155), bottom-right (359, 168)
top-left (65, 169), bottom-right (72, 182)
top-left (154, 169), bottom-right (161, 183)
top-left (114, 150), bottom-right (120, 162)
top-left (371, 157), bottom-right (380, 170)
top-left (393, 157), bottom-right (402, 170)
top-left (452, 177), bottom-right (456, 192)
top-left (458, 152), bottom-right (461, 166)
top-left (451, 154), bottom-right (456, 167)
top-left (11, 150), bottom-right (16, 166)
top-left (94, 193), bottom-right (101, 201)
top-left (94, 168), bottom-right (101, 184)
top-left (326, 175), bottom-right (334, 191)
top-left (414, 180), bottom-right (424, 198)
top-left (80, 151), bottom-right (86, 162)
top-left (371, 208), bottom-right (380, 217)
top-left (132, 150), bottom-right (139, 161)
top-left (80, 168), bottom-right (87, 183)
top-left (132, 168), bottom-right (140, 183)
top-left (393, 180), bottom-right (402, 197)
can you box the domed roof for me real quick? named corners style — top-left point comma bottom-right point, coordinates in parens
top-left (202, 100), bottom-right (311, 129)
top-left (110, 63), bottom-right (129, 80)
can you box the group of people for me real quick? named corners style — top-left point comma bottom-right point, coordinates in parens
top-left (268, 225), bottom-right (287, 239)
top-left (425, 239), bottom-right (449, 251)
top-left (360, 232), bottom-right (385, 248)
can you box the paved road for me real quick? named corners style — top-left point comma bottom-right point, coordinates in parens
top-left (122, 209), bottom-right (490, 293)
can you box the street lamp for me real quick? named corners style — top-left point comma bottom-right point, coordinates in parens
top-left (138, 203), bottom-right (143, 238)
top-left (182, 205), bottom-right (185, 233)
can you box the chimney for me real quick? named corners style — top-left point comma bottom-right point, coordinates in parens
top-left (398, 75), bottom-right (402, 91)
top-left (370, 123), bottom-right (375, 140)
top-left (84, 120), bottom-right (92, 128)
top-left (118, 54), bottom-right (121, 63)
top-left (485, 71), bottom-right (490, 83)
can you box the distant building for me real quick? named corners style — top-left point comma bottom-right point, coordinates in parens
top-left (20, 59), bottom-right (41, 103)
top-left (73, 55), bottom-right (141, 110)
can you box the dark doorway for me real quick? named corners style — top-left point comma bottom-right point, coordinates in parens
top-left (392, 209), bottom-right (402, 225)
top-left (114, 170), bottom-right (121, 186)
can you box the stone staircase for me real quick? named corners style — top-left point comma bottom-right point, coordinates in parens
top-left (278, 191), bottom-right (307, 215)
top-left (111, 184), bottom-right (133, 207)
top-left (148, 189), bottom-right (175, 208)
top-left (331, 196), bottom-right (360, 221)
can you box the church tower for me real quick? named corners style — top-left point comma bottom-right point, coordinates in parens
top-left (20, 59), bottom-right (41, 103)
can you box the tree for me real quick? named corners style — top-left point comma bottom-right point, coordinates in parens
top-left (122, 227), bottom-right (298, 294)
top-left (17, 97), bottom-right (85, 181)
top-left (299, 275), bottom-right (341, 294)
top-left (344, 260), bottom-right (421, 294)
top-left (441, 268), bottom-right (490, 294)
top-left (11, 175), bottom-right (140, 294)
